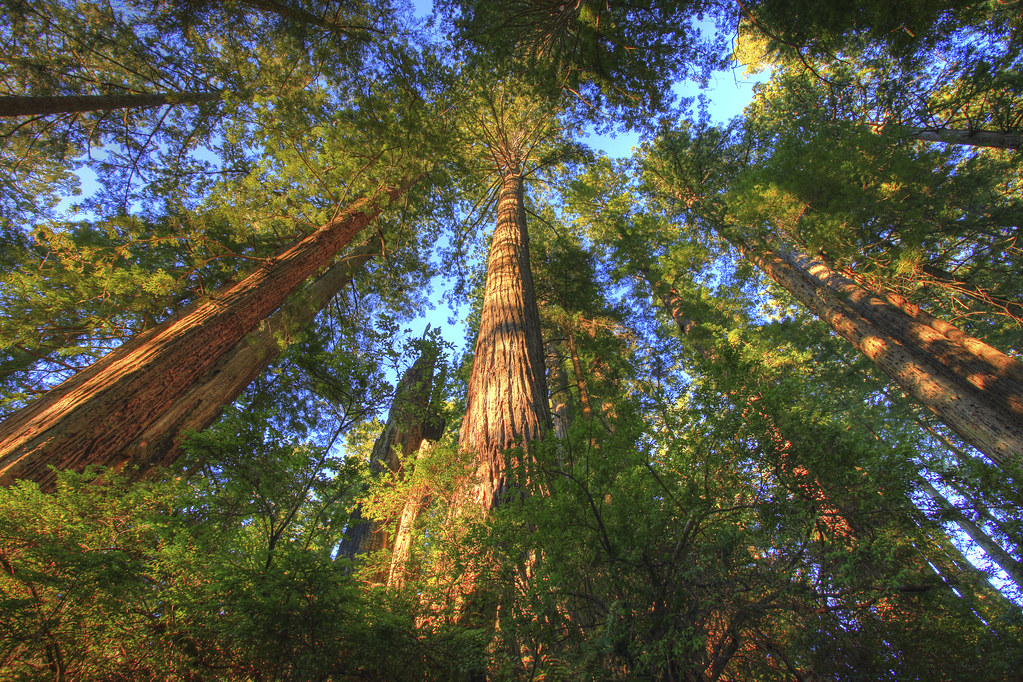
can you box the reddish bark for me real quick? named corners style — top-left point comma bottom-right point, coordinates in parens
top-left (0, 181), bottom-right (414, 489)
top-left (457, 171), bottom-right (551, 510)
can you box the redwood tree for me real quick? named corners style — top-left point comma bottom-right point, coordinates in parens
top-left (458, 167), bottom-right (552, 510)
top-left (643, 125), bottom-right (1023, 470)
top-left (454, 84), bottom-right (562, 512)
top-left (735, 240), bottom-right (1023, 468)
top-left (125, 239), bottom-right (381, 475)
top-left (0, 179), bottom-right (417, 489)
top-left (337, 340), bottom-right (443, 577)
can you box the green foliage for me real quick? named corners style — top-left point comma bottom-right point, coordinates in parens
top-left (0, 424), bottom-right (483, 679)
top-left (2, 0), bottom-right (1023, 679)
top-left (440, 0), bottom-right (727, 129)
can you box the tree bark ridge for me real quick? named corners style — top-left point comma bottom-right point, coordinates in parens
top-left (0, 181), bottom-right (414, 489)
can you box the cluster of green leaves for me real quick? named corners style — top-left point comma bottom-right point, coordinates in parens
top-left (0, 396), bottom-right (488, 679)
top-left (2, 0), bottom-right (1023, 677)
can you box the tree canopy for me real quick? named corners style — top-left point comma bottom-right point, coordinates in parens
top-left (1, 0), bottom-right (1022, 678)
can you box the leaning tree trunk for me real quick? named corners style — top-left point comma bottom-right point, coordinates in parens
top-left (916, 474), bottom-right (1023, 589)
top-left (125, 240), bottom-right (379, 476)
top-left (912, 509), bottom-right (1018, 620)
top-left (0, 180), bottom-right (416, 489)
top-left (634, 259), bottom-right (859, 539)
top-left (866, 123), bottom-right (1022, 150)
top-left (0, 91), bottom-right (222, 118)
top-left (733, 238), bottom-right (1023, 468)
top-left (387, 438), bottom-right (437, 589)
top-left (456, 170), bottom-right (551, 511)
top-left (336, 344), bottom-right (442, 577)
top-left (641, 255), bottom-right (1022, 609)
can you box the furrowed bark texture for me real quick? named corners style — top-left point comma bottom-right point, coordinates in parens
top-left (125, 241), bottom-right (379, 475)
top-left (337, 347), bottom-right (442, 576)
top-left (0, 91), bottom-right (221, 117)
top-left (0, 183), bottom-right (411, 489)
top-left (738, 240), bottom-right (1023, 467)
top-left (458, 172), bottom-right (551, 510)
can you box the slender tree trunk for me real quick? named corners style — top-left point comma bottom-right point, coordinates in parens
top-left (916, 475), bottom-right (1023, 588)
top-left (457, 171), bottom-right (551, 511)
top-left (0, 180), bottom-right (415, 489)
top-left (734, 238), bottom-right (1023, 468)
top-left (866, 123), bottom-right (1023, 150)
top-left (337, 345), bottom-right (441, 574)
top-left (907, 410), bottom-right (1023, 510)
top-left (125, 241), bottom-right (379, 475)
top-left (234, 0), bottom-right (379, 34)
top-left (635, 260), bottom-right (858, 539)
top-left (547, 342), bottom-right (573, 439)
top-left (907, 127), bottom-right (1021, 150)
top-left (566, 334), bottom-right (594, 422)
top-left (0, 91), bottom-right (222, 118)
top-left (913, 511), bottom-right (1018, 619)
top-left (388, 439), bottom-right (436, 589)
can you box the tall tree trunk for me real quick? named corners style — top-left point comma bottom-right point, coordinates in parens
top-left (912, 128), bottom-right (1022, 150)
top-left (388, 439), bottom-right (437, 589)
top-left (337, 344), bottom-right (442, 575)
top-left (913, 511), bottom-right (1019, 620)
top-left (547, 341), bottom-right (573, 439)
top-left (457, 171), bottom-right (551, 511)
top-left (916, 475), bottom-right (1023, 588)
top-left (882, 124), bottom-right (1023, 150)
top-left (0, 91), bottom-right (222, 118)
top-left (126, 240), bottom-right (379, 476)
top-left (566, 334), bottom-right (594, 422)
top-left (733, 238), bottom-right (1023, 468)
top-left (0, 180), bottom-right (415, 489)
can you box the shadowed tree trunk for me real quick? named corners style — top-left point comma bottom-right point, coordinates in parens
top-left (733, 238), bottom-right (1023, 468)
top-left (0, 180), bottom-right (416, 490)
top-left (916, 474), bottom-right (1023, 588)
top-left (547, 341), bottom-right (573, 439)
top-left (912, 510), bottom-right (1019, 619)
top-left (457, 170), bottom-right (552, 511)
top-left (227, 0), bottom-right (380, 34)
top-left (125, 240), bottom-right (380, 476)
top-left (337, 343), bottom-right (443, 580)
top-left (637, 254), bottom-right (1023, 618)
top-left (0, 92), bottom-right (222, 117)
